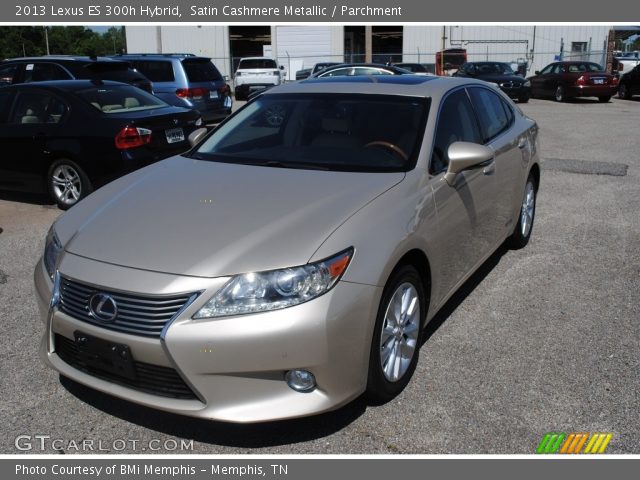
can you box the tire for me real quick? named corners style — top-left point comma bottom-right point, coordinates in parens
top-left (508, 173), bottom-right (537, 249)
top-left (618, 84), bottom-right (631, 100)
top-left (47, 159), bottom-right (92, 210)
top-left (518, 95), bottom-right (530, 103)
top-left (366, 264), bottom-right (426, 403)
top-left (554, 85), bottom-right (566, 102)
top-left (598, 96), bottom-right (611, 103)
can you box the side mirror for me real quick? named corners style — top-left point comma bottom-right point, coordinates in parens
top-left (534, 70), bottom-right (540, 75)
top-left (279, 65), bottom-right (285, 70)
top-left (188, 127), bottom-right (208, 148)
top-left (443, 142), bottom-right (494, 186)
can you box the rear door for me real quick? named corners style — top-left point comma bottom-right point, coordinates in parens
top-left (530, 63), bottom-right (555, 96)
top-left (0, 89), bottom-right (68, 192)
top-left (429, 88), bottom-right (500, 302)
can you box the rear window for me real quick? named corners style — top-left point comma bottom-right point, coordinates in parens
top-left (0, 64), bottom-right (19, 86)
top-left (182, 59), bottom-right (223, 82)
top-left (76, 84), bottom-right (167, 113)
top-left (238, 59), bottom-right (278, 70)
top-left (565, 63), bottom-right (603, 73)
top-left (130, 60), bottom-right (175, 82)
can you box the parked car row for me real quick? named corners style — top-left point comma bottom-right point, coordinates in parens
top-left (288, 59), bottom-right (637, 103)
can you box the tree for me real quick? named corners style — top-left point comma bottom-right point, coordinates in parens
top-left (0, 26), bottom-right (126, 59)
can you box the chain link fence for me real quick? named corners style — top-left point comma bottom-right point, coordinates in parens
top-left (205, 49), bottom-right (610, 85)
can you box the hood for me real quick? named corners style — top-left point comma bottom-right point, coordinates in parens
top-left (476, 74), bottom-right (526, 84)
top-left (59, 157), bottom-right (404, 277)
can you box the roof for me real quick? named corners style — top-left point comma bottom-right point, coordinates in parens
top-left (3, 56), bottom-right (124, 63)
top-left (2, 79), bottom-right (134, 90)
top-left (112, 53), bottom-right (209, 61)
top-left (262, 75), bottom-right (487, 97)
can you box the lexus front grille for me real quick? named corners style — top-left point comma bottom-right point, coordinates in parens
top-left (58, 276), bottom-right (198, 337)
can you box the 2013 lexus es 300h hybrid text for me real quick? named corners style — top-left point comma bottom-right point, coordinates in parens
top-left (35, 75), bottom-right (540, 423)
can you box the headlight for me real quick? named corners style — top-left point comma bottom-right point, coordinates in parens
top-left (193, 248), bottom-right (353, 318)
top-left (43, 226), bottom-right (63, 280)
top-left (195, 117), bottom-right (203, 127)
top-left (523, 80), bottom-right (531, 87)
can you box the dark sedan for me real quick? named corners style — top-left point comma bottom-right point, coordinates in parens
top-left (454, 62), bottom-right (531, 102)
top-left (618, 64), bottom-right (640, 100)
top-left (0, 80), bottom-right (201, 209)
top-left (528, 61), bottom-right (618, 102)
top-left (310, 63), bottom-right (411, 78)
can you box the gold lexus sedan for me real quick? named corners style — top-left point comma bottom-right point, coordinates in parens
top-left (35, 75), bottom-right (540, 422)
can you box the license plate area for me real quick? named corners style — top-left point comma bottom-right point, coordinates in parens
top-left (593, 78), bottom-right (605, 85)
top-left (74, 331), bottom-right (136, 381)
top-left (165, 127), bottom-right (185, 144)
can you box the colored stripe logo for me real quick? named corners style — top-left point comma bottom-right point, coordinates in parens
top-left (536, 432), bottom-right (613, 454)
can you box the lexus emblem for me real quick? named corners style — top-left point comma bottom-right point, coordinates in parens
top-left (89, 294), bottom-right (118, 322)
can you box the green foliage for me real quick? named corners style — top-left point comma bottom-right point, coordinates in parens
top-left (0, 26), bottom-right (126, 59)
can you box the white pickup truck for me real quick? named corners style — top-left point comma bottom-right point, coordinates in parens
top-left (613, 51), bottom-right (640, 75)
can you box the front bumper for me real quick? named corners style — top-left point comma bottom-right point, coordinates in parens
top-left (35, 254), bottom-right (381, 423)
top-left (499, 85), bottom-right (531, 100)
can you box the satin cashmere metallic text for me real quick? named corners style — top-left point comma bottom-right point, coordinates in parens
top-left (36, 76), bottom-right (540, 422)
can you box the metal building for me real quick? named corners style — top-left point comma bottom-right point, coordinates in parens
top-left (125, 25), bottom-right (614, 79)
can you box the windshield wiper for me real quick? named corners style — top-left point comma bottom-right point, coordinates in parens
top-left (246, 160), bottom-right (330, 171)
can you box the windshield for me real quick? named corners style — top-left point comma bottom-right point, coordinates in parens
top-left (193, 93), bottom-right (429, 172)
top-left (473, 63), bottom-right (515, 75)
top-left (76, 84), bottom-right (168, 113)
top-left (238, 59), bottom-right (278, 70)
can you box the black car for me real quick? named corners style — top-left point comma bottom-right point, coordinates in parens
top-left (454, 62), bottom-right (531, 103)
top-left (393, 63), bottom-right (436, 75)
top-left (0, 56), bottom-right (153, 93)
top-left (618, 64), bottom-right (640, 100)
top-left (296, 62), bottom-right (342, 80)
top-left (0, 80), bottom-right (201, 209)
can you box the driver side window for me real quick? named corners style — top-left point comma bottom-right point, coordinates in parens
top-left (430, 90), bottom-right (482, 175)
top-left (540, 64), bottom-right (554, 75)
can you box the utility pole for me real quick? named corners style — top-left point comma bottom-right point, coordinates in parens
top-left (365, 26), bottom-right (372, 63)
top-left (44, 26), bottom-right (50, 55)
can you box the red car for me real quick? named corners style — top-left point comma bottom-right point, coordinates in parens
top-left (528, 61), bottom-right (618, 102)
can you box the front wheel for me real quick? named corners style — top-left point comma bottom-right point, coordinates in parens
top-left (47, 159), bottom-right (92, 210)
top-left (508, 173), bottom-right (537, 249)
top-left (518, 95), bottom-right (530, 103)
top-left (618, 84), bottom-right (631, 100)
top-left (367, 265), bottom-right (425, 403)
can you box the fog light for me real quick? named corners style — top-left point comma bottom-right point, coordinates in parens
top-left (285, 370), bottom-right (316, 392)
